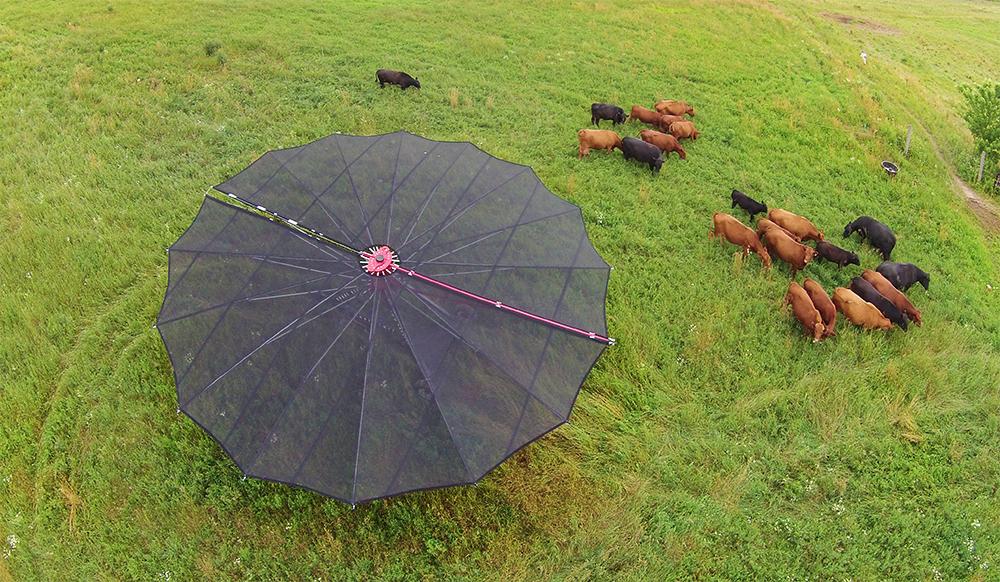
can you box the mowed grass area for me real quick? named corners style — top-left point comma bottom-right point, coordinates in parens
top-left (2, 0), bottom-right (999, 579)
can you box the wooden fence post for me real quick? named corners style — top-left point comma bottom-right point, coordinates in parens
top-left (977, 151), bottom-right (986, 183)
top-left (904, 125), bottom-right (912, 157)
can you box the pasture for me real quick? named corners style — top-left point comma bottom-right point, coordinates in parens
top-left (2, 0), bottom-right (999, 579)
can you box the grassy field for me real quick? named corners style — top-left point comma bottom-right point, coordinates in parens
top-left (2, 0), bottom-right (1000, 579)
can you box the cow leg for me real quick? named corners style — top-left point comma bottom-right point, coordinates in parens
top-left (578, 145), bottom-right (588, 159)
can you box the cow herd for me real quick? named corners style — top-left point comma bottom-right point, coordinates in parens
top-left (578, 100), bottom-right (700, 173)
top-left (711, 190), bottom-right (930, 342)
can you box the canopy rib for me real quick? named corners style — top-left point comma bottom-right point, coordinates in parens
top-left (408, 208), bottom-right (578, 267)
top-left (241, 294), bottom-right (374, 477)
top-left (350, 293), bottom-right (381, 504)
top-left (397, 284), bottom-right (566, 421)
top-left (180, 274), bottom-right (366, 410)
top-left (159, 273), bottom-right (332, 326)
top-left (398, 144), bottom-right (470, 247)
top-left (383, 290), bottom-right (475, 487)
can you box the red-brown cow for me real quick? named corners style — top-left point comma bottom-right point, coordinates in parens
top-left (654, 114), bottom-right (686, 131)
top-left (761, 228), bottom-right (815, 275)
top-left (654, 100), bottom-right (695, 117)
top-left (768, 208), bottom-right (824, 241)
top-left (710, 212), bottom-right (771, 268)
top-left (639, 130), bottom-right (687, 159)
top-left (803, 278), bottom-right (837, 338)
top-left (862, 269), bottom-right (922, 325)
top-left (785, 281), bottom-right (825, 342)
top-left (577, 129), bottom-right (622, 159)
top-left (832, 287), bottom-right (892, 330)
top-left (756, 217), bottom-right (801, 242)
top-left (629, 105), bottom-right (662, 126)
top-left (668, 120), bottom-right (699, 140)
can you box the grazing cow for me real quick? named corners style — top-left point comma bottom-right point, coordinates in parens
top-left (620, 137), bottom-right (664, 174)
top-left (815, 240), bottom-right (860, 268)
top-left (731, 190), bottom-right (767, 220)
top-left (376, 69), bottom-right (420, 90)
top-left (785, 282), bottom-right (825, 342)
top-left (668, 120), bottom-right (699, 140)
top-left (639, 130), bottom-right (687, 159)
top-left (832, 287), bottom-right (892, 330)
top-left (710, 212), bottom-right (772, 268)
top-left (850, 277), bottom-right (908, 330)
top-left (843, 216), bottom-right (895, 260)
top-left (577, 129), bottom-right (622, 158)
top-left (655, 114), bottom-right (686, 131)
top-left (591, 103), bottom-right (626, 126)
top-left (768, 208), bottom-right (824, 242)
top-left (803, 279), bottom-right (837, 338)
top-left (654, 100), bottom-right (695, 117)
top-left (756, 218), bottom-right (800, 242)
top-left (629, 105), bottom-right (662, 126)
top-left (762, 228), bottom-right (816, 276)
top-left (876, 261), bottom-right (930, 291)
top-left (862, 269), bottom-right (922, 325)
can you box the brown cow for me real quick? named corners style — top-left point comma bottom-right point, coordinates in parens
top-left (668, 120), bottom-right (699, 140)
top-left (785, 282), bottom-right (825, 342)
top-left (761, 228), bottom-right (815, 275)
top-left (710, 212), bottom-right (771, 268)
top-left (768, 208), bottom-right (824, 241)
top-left (577, 129), bottom-right (622, 159)
top-left (639, 130), bottom-right (687, 159)
top-left (756, 217), bottom-right (801, 242)
top-left (862, 269), bottom-right (922, 325)
top-left (654, 114), bottom-right (686, 131)
top-left (803, 278), bottom-right (837, 338)
top-left (832, 287), bottom-right (892, 330)
top-left (654, 100), bottom-right (695, 117)
top-left (629, 105), bottom-right (662, 126)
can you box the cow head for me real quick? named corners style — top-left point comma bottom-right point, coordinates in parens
top-left (653, 156), bottom-right (664, 174)
top-left (412, 77), bottom-right (421, 89)
top-left (686, 106), bottom-right (696, 116)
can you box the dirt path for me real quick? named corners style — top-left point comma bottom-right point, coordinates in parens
top-left (917, 121), bottom-right (1000, 233)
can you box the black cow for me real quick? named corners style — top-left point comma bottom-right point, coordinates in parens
top-left (591, 103), bottom-right (626, 126)
top-left (730, 190), bottom-right (767, 220)
top-left (816, 240), bottom-right (860, 268)
top-left (843, 216), bottom-right (895, 260)
top-left (376, 69), bottom-right (420, 90)
top-left (621, 137), bottom-right (663, 174)
top-left (876, 261), bottom-right (930, 291)
top-left (850, 277), bottom-right (908, 330)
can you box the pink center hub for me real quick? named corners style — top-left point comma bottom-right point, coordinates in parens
top-left (360, 245), bottom-right (399, 276)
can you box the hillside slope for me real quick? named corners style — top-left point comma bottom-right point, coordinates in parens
top-left (1, 1), bottom-right (998, 579)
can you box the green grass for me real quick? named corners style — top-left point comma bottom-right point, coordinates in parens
top-left (2, 0), bottom-right (1000, 579)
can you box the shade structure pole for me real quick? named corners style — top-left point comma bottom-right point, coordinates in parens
top-left (212, 192), bottom-right (615, 346)
top-left (402, 268), bottom-right (615, 345)
top-left (217, 192), bottom-right (364, 258)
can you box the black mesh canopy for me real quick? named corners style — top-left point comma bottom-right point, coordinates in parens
top-left (157, 131), bottom-right (612, 504)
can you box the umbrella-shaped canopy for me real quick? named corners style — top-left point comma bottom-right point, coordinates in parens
top-left (157, 131), bottom-right (612, 504)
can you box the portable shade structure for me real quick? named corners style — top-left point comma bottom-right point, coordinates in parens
top-left (157, 131), bottom-right (613, 505)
